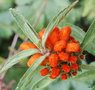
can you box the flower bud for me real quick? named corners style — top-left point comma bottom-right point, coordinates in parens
top-left (71, 64), bottom-right (79, 70)
top-left (54, 40), bottom-right (67, 52)
top-left (48, 27), bottom-right (60, 45)
top-left (60, 26), bottom-right (71, 41)
top-left (27, 53), bottom-right (42, 67)
top-left (49, 67), bottom-right (60, 79)
top-left (40, 68), bottom-right (50, 76)
top-left (38, 28), bottom-right (53, 50)
top-left (49, 54), bottom-right (59, 67)
top-left (72, 72), bottom-right (77, 76)
top-left (59, 52), bottom-right (69, 62)
top-left (69, 56), bottom-right (78, 63)
top-left (62, 64), bottom-right (70, 73)
top-left (20, 42), bottom-right (37, 50)
top-left (79, 55), bottom-right (84, 59)
top-left (61, 73), bottom-right (67, 80)
top-left (66, 42), bottom-right (80, 53)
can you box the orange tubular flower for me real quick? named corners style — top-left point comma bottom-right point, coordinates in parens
top-left (60, 26), bottom-right (71, 42)
top-left (48, 27), bottom-right (60, 45)
top-left (66, 42), bottom-right (81, 53)
top-left (54, 40), bottom-right (67, 52)
top-left (38, 28), bottom-right (53, 50)
top-left (49, 54), bottom-right (59, 67)
top-left (49, 67), bottom-right (60, 79)
top-left (61, 73), bottom-right (67, 80)
top-left (71, 64), bottom-right (79, 70)
top-left (27, 53), bottom-right (42, 67)
top-left (59, 52), bottom-right (69, 62)
top-left (20, 42), bottom-right (37, 50)
top-left (69, 56), bottom-right (78, 63)
top-left (62, 64), bottom-right (70, 73)
top-left (40, 68), bottom-right (50, 76)
top-left (72, 72), bottom-right (77, 76)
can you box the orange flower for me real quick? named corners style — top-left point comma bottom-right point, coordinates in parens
top-left (38, 27), bottom-right (60, 50)
top-left (59, 52), bottom-right (69, 62)
top-left (49, 54), bottom-right (59, 67)
top-left (19, 26), bottom-right (84, 80)
top-left (40, 68), bottom-right (50, 76)
top-left (38, 28), bottom-right (53, 50)
top-left (71, 64), bottom-right (79, 70)
top-left (40, 57), bottom-right (49, 66)
top-left (48, 27), bottom-right (60, 45)
top-left (27, 53), bottom-right (42, 67)
top-left (72, 72), bottom-right (77, 76)
top-left (49, 67), bottom-right (60, 79)
top-left (20, 42), bottom-right (37, 50)
top-left (61, 73), bottom-right (67, 80)
top-left (69, 56), bottom-right (78, 63)
top-left (66, 42), bottom-right (80, 53)
top-left (62, 64), bottom-right (70, 73)
top-left (38, 28), bottom-right (46, 40)
top-left (60, 26), bottom-right (71, 41)
top-left (79, 55), bottom-right (84, 59)
top-left (54, 40), bottom-right (67, 52)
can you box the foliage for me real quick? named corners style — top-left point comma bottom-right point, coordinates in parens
top-left (0, 0), bottom-right (95, 90)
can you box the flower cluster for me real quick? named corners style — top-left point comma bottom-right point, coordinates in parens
top-left (20, 26), bottom-right (84, 80)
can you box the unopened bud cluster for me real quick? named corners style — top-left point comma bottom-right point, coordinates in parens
top-left (20, 26), bottom-right (84, 80)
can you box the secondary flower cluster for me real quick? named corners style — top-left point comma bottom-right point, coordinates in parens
top-left (20, 26), bottom-right (84, 80)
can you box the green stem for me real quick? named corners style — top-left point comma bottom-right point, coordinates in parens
top-left (80, 64), bottom-right (95, 70)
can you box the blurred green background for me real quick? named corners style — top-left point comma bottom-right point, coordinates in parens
top-left (0, 0), bottom-right (95, 90)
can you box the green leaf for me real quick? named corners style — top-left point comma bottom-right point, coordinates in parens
top-left (5, 67), bottom-right (27, 90)
top-left (42, 1), bottom-right (78, 48)
top-left (0, 49), bottom-right (39, 74)
top-left (73, 70), bottom-right (95, 82)
top-left (82, 0), bottom-right (95, 19)
top-left (60, 23), bottom-right (85, 43)
top-left (9, 8), bottom-right (42, 48)
top-left (15, 0), bottom-right (33, 5)
top-left (92, 85), bottom-right (95, 90)
top-left (32, 77), bottom-right (54, 90)
top-left (81, 19), bottom-right (95, 50)
top-left (81, 19), bottom-right (95, 55)
top-left (16, 54), bottom-right (48, 90)
top-left (0, 0), bottom-right (14, 11)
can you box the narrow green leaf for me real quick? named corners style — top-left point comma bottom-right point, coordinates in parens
top-left (32, 76), bottom-right (54, 90)
top-left (73, 70), bottom-right (95, 82)
top-left (9, 8), bottom-right (42, 48)
top-left (42, 1), bottom-right (78, 48)
top-left (81, 19), bottom-right (95, 50)
top-left (0, 49), bottom-right (39, 74)
top-left (16, 54), bottom-right (48, 90)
